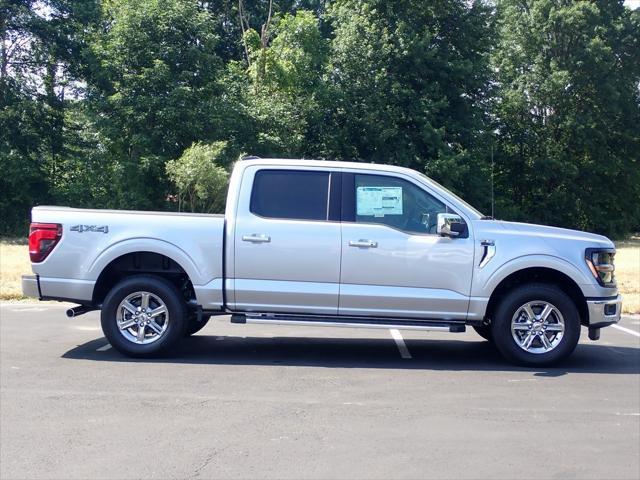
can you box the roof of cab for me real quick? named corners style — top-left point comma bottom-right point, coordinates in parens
top-left (234, 158), bottom-right (483, 220)
top-left (238, 157), bottom-right (418, 176)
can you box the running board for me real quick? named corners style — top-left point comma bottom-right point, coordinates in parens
top-left (231, 313), bottom-right (466, 333)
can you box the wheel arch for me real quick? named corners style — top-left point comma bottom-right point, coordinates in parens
top-left (88, 238), bottom-right (202, 281)
top-left (484, 267), bottom-right (588, 326)
top-left (91, 250), bottom-right (197, 306)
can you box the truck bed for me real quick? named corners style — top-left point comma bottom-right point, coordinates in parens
top-left (29, 206), bottom-right (225, 309)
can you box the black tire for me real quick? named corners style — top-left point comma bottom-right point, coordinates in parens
top-left (492, 283), bottom-right (580, 366)
top-left (184, 314), bottom-right (211, 336)
top-left (473, 324), bottom-right (493, 342)
top-left (101, 275), bottom-right (188, 357)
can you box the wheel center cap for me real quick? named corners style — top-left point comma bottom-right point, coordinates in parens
top-left (533, 321), bottom-right (543, 331)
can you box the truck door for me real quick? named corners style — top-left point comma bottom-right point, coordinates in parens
top-left (338, 171), bottom-right (474, 320)
top-left (231, 166), bottom-right (342, 315)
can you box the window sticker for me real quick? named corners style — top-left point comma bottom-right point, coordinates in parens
top-left (357, 186), bottom-right (403, 216)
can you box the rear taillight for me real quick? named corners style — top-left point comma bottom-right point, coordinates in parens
top-left (29, 223), bottom-right (62, 263)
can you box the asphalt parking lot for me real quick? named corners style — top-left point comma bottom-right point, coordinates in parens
top-left (1, 303), bottom-right (639, 480)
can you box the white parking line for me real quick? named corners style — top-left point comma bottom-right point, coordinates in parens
top-left (74, 326), bottom-right (101, 331)
top-left (611, 324), bottom-right (640, 338)
top-left (3, 305), bottom-right (71, 313)
top-left (96, 343), bottom-right (112, 352)
top-left (389, 329), bottom-right (412, 359)
top-left (9, 307), bottom-right (48, 312)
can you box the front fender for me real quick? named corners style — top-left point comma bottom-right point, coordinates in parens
top-left (475, 254), bottom-right (594, 297)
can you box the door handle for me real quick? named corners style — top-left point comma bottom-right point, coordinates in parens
top-left (242, 234), bottom-right (271, 243)
top-left (349, 239), bottom-right (378, 248)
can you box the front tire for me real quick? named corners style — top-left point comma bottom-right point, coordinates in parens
top-left (473, 324), bottom-right (493, 342)
top-left (492, 283), bottom-right (580, 366)
top-left (101, 275), bottom-right (188, 357)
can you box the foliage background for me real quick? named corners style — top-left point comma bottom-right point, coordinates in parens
top-left (1, 0), bottom-right (639, 238)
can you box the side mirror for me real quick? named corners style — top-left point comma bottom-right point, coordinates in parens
top-left (437, 213), bottom-right (466, 238)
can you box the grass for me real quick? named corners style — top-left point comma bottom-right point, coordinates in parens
top-left (613, 239), bottom-right (640, 314)
top-left (0, 239), bottom-right (30, 301)
top-left (1, 237), bottom-right (638, 313)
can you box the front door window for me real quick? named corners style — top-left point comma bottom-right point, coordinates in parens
top-left (354, 174), bottom-right (449, 235)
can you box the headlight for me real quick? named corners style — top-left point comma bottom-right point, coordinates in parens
top-left (585, 248), bottom-right (616, 287)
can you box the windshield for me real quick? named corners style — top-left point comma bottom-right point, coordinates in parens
top-left (417, 173), bottom-right (484, 218)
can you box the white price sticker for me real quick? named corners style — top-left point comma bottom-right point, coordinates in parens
top-left (357, 186), bottom-right (403, 216)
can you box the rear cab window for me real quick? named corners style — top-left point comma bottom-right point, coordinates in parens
top-left (250, 170), bottom-right (330, 221)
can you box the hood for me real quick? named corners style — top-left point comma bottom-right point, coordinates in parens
top-left (475, 220), bottom-right (614, 248)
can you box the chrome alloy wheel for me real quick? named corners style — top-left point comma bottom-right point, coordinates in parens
top-left (511, 300), bottom-right (565, 354)
top-left (116, 291), bottom-right (169, 345)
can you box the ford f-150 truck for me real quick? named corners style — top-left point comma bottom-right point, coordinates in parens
top-left (22, 159), bottom-right (622, 365)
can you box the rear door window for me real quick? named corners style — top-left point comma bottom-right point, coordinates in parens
top-left (250, 170), bottom-right (330, 221)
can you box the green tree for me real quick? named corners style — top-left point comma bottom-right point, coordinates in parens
top-left (225, 9), bottom-right (328, 157)
top-left (493, 0), bottom-right (640, 236)
top-left (321, 0), bottom-right (495, 209)
top-left (2, 0), bottom-right (639, 240)
top-left (87, 0), bottom-right (223, 210)
top-left (0, 0), bottom-right (99, 234)
top-left (0, 87), bottom-right (49, 234)
top-left (165, 141), bottom-right (230, 213)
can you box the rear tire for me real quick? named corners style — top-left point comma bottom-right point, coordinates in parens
top-left (492, 283), bottom-right (580, 366)
top-left (184, 314), bottom-right (211, 336)
top-left (101, 275), bottom-right (187, 357)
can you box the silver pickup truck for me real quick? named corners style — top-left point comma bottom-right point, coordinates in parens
top-left (22, 159), bottom-right (622, 365)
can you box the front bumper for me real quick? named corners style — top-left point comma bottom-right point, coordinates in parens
top-left (586, 295), bottom-right (622, 328)
top-left (22, 275), bottom-right (41, 299)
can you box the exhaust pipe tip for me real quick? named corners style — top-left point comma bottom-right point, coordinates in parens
top-left (66, 305), bottom-right (95, 318)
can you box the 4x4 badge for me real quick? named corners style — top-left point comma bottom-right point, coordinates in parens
top-left (70, 225), bottom-right (109, 234)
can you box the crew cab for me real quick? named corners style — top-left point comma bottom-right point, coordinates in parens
top-left (22, 159), bottom-right (622, 365)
